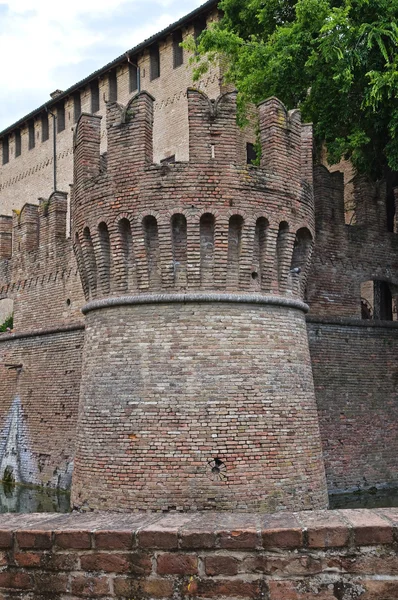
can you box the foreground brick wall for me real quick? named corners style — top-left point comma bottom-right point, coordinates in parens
top-left (0, 510), bottom-right (397, 599)
top-left (0, 326), bottom-right (84, 487)
top-left (308, 318), bottom-right (398, 493)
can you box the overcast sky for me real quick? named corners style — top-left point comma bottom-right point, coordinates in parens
top-left (0, 0), bottom-right (206, 131)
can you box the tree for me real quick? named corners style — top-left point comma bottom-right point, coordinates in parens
top-left (191, 0), bottom-right (398, 182)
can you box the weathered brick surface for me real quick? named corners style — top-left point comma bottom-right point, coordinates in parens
top-left (0, 511), bottom-right (394, 599)
top-left (69, 89), bottom-right (326, 511)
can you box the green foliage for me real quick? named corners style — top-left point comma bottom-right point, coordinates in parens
top-left (0, 314), bottom-right (13, 333)
top-left (192, 0), bottom-right (398, 178)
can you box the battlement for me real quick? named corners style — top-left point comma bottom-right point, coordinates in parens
top-left (72, 90), bottom-right (315, 304)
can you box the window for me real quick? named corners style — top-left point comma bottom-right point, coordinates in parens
top-left (246, 143), bottom-right (257, 164)
top-left (2, 136), bottom-right (9, 165)
top-left (15, 130), bottom-right (21, 157)
top-left (73, 92), bottom-right (81, 122)
top-left (90, 80), bottom-right (100, 113)
top-left (41, 114), bottom-right (49, 142)
top-left (173, 30), bottom-right (183, 68)
top-left (150, 44), bottom-right (160, 80)
top-left (194, 16), bottom-right (207, 40)
top-left (109, 70), bottom-right (117, 102)
top-left (57, 102), bottom-right (65, 133)
top-left (129, 61), bottom-right (138, 93)
top-left (28, 120), bottom-right (35, 150)
top-left (361, 280), bottom-right (395, 321)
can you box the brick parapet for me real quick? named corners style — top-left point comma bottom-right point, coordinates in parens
top-left (72, 90), bottom-right (315, 304)
top-left (0, 510), bottom-right (396, 598)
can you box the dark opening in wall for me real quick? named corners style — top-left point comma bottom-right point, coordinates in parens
top-left (361, 280), bottom-right (395, 321)
top-left (129, 61), bottom-right (138, 93)
top-left (57, 102), bottom-right (65, 133)
top-left (171, 213), bottom-right (187, 286)
top-left (173, 30), bottom-right (183, 68)
top-left (82, 227), bottom-right (97, 297)
top-left (246, 143), bottom-right (257, 165)
top-left (200, 213), bottom-right (215, 286)
top-left (15, 130), bottom-right (21, 157)
top-left (2, 136), bottom-right (9, 165)
top-left (194, 15), bottom-right (207, 39)
top-left (143, 215), bottom-right (161, 287)
top-left (276, 221), bottom-right (290, 292)
top-left (118, 218), bottom-right (133, 290)
top-left (41, 114), bottom-right (49, 142)
top-left (254, 217), bottom-right (270, 290)
top-left (28, 120), bottom-right (35, 150)
top-left (73, 92), bottom-right (81, 123)
top-left (227, 214), bottom-right (244, 286)
top-left (98, 222), bottom-right (111, 294)
top-left (108, 70), bottom-right (118, 102)
top-left (90, 80), bottom-right (100, 113)
top-left (150, 44), bottom-right (160, 80)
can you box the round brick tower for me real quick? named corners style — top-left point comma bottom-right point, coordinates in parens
top-left (70, 90), bottom-right (328, 511)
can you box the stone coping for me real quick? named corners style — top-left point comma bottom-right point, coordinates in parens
top-left (0, 508), bottom-right (396, 550)
top-left (82, 293), bottom-right (309, 315)
top-left (306, 315), bottom-right (398, 328)
top-left (0, 322), bottom-right (85, 342)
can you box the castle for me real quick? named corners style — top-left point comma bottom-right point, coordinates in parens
top-left (0, 1), bottom-right (397, 512)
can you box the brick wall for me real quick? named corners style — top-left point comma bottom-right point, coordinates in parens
top-left (0, 326), bottom-right (84, 487)
top-left (0, 510), bottom-right (396, 599)
top-left (308, 318), bottom-right (398, 493)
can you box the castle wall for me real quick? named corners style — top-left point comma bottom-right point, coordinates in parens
top-left (0, 14), bottom-right (222, 218)
top-left (0, 326), bottom-right (84, 488)
top-left (308, 318), bottom-right (398, 493)
top-left (72, 301), bottom-right (327, 512)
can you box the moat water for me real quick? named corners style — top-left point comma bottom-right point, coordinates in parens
top-left (0, 482), bottom-right (397, 513)
top-left (0, 481), bottom-right (70, 513)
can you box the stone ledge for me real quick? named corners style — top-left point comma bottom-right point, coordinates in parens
top-left (0, 510), bottom-right (397, 599)
top-left (0, 508), bottom-right (395, 550)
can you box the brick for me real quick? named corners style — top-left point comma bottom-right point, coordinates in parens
top-left (95, 530), bottom-right (133, 550)
top-left (138, 530), bottom-right (178, 550)
top-left (219, 529), bottom-right (259, 549)
top-left (343, 510), bottom-right (393, 545)
top-left (16, 531), bottom-right (52, 550)
top-left (71, 574), bottom-right (110, 597)
top-left (0, 572), bottom-right (32, 590)
top-left (194, 579), bottom-right (260, 598)
top-left (179, 531), bottom-right (216, 549)
top-left (33, 572), bottom-right (68, 593)
top-left (157, 553), bottom-right (198, 575)
top-left (205, 555), bottom-right (239, 576)
top-left (360, 579), bottom-right (398, 599)
top-left (80, 552), bottom-right (130, 573)
top-left (142, 579), bottom-right (175, 597)
top-left (0, 532), bottom-right (12, 549)
top-left (13, 551), bottom-right (42, 568)
top-left (55, 530), bottom-right (91, 549)
top-left (297, 511), bottom-right (350, 548)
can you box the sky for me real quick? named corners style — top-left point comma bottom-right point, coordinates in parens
top-left (0, 0), bottom-right (207, 131)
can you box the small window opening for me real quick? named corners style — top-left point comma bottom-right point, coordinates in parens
top-left (108, 70), bottom-right (118, 102)
top-left (41, 114), bottom-right (49, 142)
top-left (28, 120), bottom-right (35, 150)
top-left (2, 136), bottom-right (9, 165)
top-left (15, 130), bottom-right (21, 157)
top-left (57, 102), bottom-right (65, 133)
top-left (73, 92), bottom-right (81, 122)
top-left (150, 44), bottom-right (160, 80)
top-left (246, 143), bottom-right (257, 165)
top-left (194, 15), bottom-right (207, 40)
top-left (361, 280), bottom-right (395, 321)
top-left (129, 61), bottom-right (138, 93)
top-left (173, 30), bottom-right (183, 68)
top-left (90, 80), bottom-right (100, 113)
top-left (160, 155), bottom-right (175, 165)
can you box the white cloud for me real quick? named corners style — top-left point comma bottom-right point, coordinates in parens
top-left (0, 0), bottom-right (205, 130)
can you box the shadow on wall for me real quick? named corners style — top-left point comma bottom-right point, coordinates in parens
top-left (0, 396), bottom-right (38, 487)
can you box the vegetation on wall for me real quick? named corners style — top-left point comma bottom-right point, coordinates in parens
top-left (189, 0), bottom-right (398, 180)
top-left (0, 315), bottom-right (13, 333)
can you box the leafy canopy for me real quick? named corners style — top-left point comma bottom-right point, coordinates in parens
top-left (190, 0), bottom-right (398, 178)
